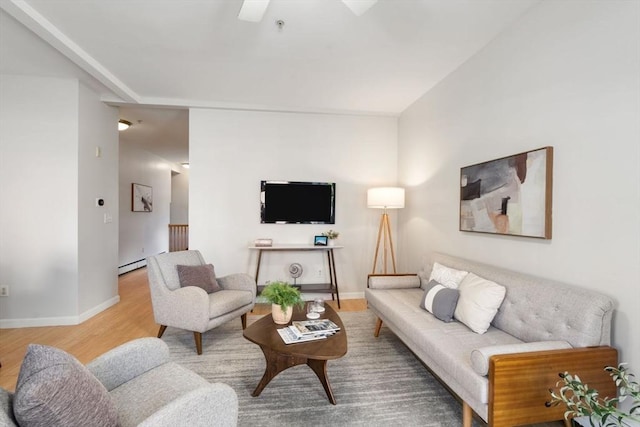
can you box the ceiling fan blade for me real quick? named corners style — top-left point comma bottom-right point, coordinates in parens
top-left (238, 0), bottom-right (270, 22)
top-left (341, 0), bottom-right (378, 16)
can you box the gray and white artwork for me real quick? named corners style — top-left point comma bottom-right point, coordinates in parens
top-left (132, 183), bottom-right (153, 212)
top-left (460, 147), bottom-right (552, 239)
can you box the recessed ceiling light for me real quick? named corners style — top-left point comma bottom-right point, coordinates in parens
top-left (118, 119), bottom-right (132, 131)
top-left (181, 163), bottom-right (190, 169)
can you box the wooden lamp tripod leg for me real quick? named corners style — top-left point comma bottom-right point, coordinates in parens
top-left (384, 212), bottom-right (397, 273)
top-left (371, 212), bottom-right (385, 274)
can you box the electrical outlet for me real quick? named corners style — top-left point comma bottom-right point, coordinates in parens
top-left (317, 269), bottom-right (323, 278)
top-left (0, 285), bottom-right (8, 297)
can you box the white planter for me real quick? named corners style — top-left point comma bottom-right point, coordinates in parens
top-left (271, 304), bottom-right (293, 325)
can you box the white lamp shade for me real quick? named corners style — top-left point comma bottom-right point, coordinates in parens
top-left (367, 187), bottom-right (405, 209)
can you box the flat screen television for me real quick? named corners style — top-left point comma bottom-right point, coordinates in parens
top-left (260, 180), bottom-right (335, 224)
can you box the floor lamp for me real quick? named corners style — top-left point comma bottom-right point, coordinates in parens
top-left (368, 187), bottom-right (405, 274)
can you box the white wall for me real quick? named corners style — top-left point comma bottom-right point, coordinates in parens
top-left (0, 75), bottom-right (120, 326)
top-left (170, 168), bottom-right (189, 224)
top-left (118, 143), bottom-right (173, 268)
top-left (78, 84), bottom-right (119, 317)
top-left (397, 0), bottom-right (640, 366)
top-left (189, 109), bottom-right (398, 297)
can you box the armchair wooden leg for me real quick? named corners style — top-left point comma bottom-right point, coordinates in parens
top-left (157, 325), bottom-right (167, 338)
top-left (241, 313), bottom-right (247, 330)
top-left (194, 332), bottom-right (203, 355)
top-left (374, 317), bottom-right (383, 337)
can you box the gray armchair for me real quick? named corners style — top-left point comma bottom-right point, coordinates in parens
top-left (1, 338), bottom-right (238, 427)
top-left (146, 250), bottom-right (256, 354)
top-left (88, 338), bottom-right (238, 426)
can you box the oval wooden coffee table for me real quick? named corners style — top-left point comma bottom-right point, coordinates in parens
top-left (243, 304), bottom-right (347, 404)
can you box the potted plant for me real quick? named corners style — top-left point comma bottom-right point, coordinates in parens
top-left (322, 230), bottom-right (339, 245)
top-left (260, 281), bottom-right (304, 325)
top-left (548, 363), bottom-right (640, 427)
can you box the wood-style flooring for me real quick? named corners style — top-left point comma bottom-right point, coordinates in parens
top-left (0, 268), bottom-right (366, 391)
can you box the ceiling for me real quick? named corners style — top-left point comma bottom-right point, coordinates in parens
top-left (0, 0), bottom-right (538, 163)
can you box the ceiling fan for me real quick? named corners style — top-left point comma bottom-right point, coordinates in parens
top-left (238, 0), bottom-right (378, 22)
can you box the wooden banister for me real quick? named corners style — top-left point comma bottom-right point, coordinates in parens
top-left (168, 224), bottom-right (189, 252)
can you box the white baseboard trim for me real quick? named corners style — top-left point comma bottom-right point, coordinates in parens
top-left (118, 258), bottom-right (147, 275)
top-left (79, 295), bottom-right (120, 323)
top-left (0, 295), bottom-right (120, 329)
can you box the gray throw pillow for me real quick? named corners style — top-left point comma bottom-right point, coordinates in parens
top-left (420, 279), bottom-right (460, 322)
top-left (176, 263), bottom-right (221, 293)
top-left (14, 344), bottom-right (119, 427)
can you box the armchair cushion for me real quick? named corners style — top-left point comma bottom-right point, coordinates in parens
top-left (87, 337), bottom-right (171, 391)
top-left (13, 344), bottom-right (119, 427)
top-left (177, 264), bottom-right (221, 293)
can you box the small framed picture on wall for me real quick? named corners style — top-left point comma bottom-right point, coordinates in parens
top-left (132, 183), bottom-right (153, 212)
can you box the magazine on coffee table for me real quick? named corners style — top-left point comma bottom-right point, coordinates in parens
top-left (290, 319), bottom-right (340, 338)
top-left (277, 327), bottom-right (328, 345)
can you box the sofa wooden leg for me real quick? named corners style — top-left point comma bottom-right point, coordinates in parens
top-left (564, 419), bottom-right (571, 427)
top-left (374, 317), bottom-right (383, 337)
top-left (194, 332), bottom-right (203, 355)
top-left (157, 325), bottom-right (167, 338)
top-left (241, 313), bottom-right (247, 330)
top-left (462, 401), bottom-right (472, 427)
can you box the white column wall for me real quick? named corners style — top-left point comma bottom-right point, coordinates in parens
top-left (397, 1), bottom-right (639, 365)
top-left (0, 75), bottom-right (120, 326)
top-left (77, 83), bottom-right (120, 317)
top-left (189, 109), bottom-right (398, 297)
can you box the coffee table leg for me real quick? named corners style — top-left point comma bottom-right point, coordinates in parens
top-left (252, 346), bottom-right (307, 397)
top-left (307, 358), bottom-right (336, 405)
top-left (251, 347), bottom-right (337, 404)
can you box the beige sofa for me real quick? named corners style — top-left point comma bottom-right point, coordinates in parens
top-left (365, 252), bottom-right (618, 427)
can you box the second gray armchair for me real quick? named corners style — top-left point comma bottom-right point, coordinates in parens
top-left (146, 250), bottom-right (256, 354)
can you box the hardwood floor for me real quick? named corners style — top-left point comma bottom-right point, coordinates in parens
top-left (0, 268), bottom-right (366, 391)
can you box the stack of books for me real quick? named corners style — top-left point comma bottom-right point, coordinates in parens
top-left (277, 319), bottom-right (341, 345)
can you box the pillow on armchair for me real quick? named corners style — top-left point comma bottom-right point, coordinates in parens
top-left (176, 264), bottom-right (221, 293)
top-left (13, 344), bottom-right (119, 427)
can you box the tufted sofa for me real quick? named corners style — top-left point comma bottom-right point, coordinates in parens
top-left (366, 252), bottom-right (618, 427)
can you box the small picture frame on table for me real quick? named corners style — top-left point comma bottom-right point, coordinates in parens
top-left (314, 235), bottom-right (328, 246)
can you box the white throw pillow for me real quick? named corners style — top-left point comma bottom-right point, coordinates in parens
top-left (428, 262), bottom-right (468, 289)
top-left (454, 272), bottom-right (506, 334)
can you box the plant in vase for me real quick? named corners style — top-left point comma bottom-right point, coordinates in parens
top-left (548, 363), bottom-right (640, 427)
top-left (322, 230), bottom-right (339, 245)
top-left (260, 281), bottom-right (304, 325)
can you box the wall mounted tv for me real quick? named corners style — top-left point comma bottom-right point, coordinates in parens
top-left (260, 180), bottom-right (336, 224)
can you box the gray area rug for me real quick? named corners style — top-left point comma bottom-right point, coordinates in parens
top-left (162, 309), bottom-right (475, 427)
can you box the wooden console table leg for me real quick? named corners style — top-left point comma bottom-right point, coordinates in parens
top-left (328, 249), bottom-right (341, 308)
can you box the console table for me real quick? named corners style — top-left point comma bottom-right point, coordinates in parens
top-left (249, 244), bottom-right (342, 308)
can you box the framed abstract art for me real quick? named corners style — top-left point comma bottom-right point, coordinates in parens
top-left (460, 147), bottom-right (553, 239)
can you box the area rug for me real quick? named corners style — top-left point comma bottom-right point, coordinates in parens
top-left (162, 309), bottom-right (477, 427)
